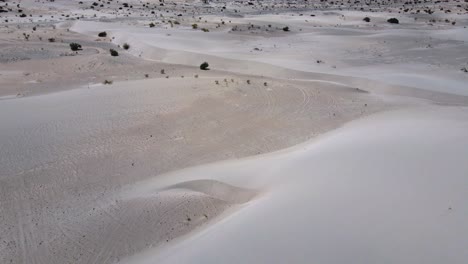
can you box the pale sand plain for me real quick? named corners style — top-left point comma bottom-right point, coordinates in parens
top-left (0, 1), bottom-right (467, 263)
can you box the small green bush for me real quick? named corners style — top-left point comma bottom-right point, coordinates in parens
top-left (69, 43), bottom-right (82, 51)
top-left (387, 18), bottom-right (399, 24)
top-left (200, 62), bottom-right (209, 70)
top-left (110, 49), bottom-right (119, 56)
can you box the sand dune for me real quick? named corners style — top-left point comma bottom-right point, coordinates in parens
top-left (124, 106), bottom-right (468, 264)
top-left (70, 12), bottom-right (468, 95)
top-left (1, 67), bottom-right (395, 264)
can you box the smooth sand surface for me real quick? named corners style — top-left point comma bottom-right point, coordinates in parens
top-left (123, 106), bottom-right (468, 264)
top-left (1, 0), bottom-right (468, 263)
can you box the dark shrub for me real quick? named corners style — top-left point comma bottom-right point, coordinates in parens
top-left (200, 62), bottom-right (209, 70)
top-left (98, 31), bottom-right (107, 37)
top-left (69, 42), bottom-right (82, 51)
top-left (363, 17), bottom-right (370, 22)
top-left (123, 43), bottom-right (130, 50)
top-left (282, 26), bottom-right (289, 32)
top-left (110, 49), bottom-right (119, 56)
top-left (387, 18), bottom-right (399, 24)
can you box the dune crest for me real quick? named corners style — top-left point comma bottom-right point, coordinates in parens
top-left (164, 179), bottom-right (259, 204)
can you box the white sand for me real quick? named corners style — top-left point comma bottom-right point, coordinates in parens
top-left (124, 106), bottom-right (468, 264)
top-left (1, 0), bottom-right (468, 263)
top-left (70, 13), bottom-right (468, 95)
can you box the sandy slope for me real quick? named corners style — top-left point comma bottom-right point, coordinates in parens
top-left (1, 74), bottom-right (395, 264)
top-left (123, 106), bottom-right (468, 264)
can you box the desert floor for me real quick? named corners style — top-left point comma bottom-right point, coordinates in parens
top-left (1, 1), bottom-right (468, 263)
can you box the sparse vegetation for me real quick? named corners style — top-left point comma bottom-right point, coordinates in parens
top-left (363, 17), bottom-right (370, 22)
top-left (69, 42), bottom-right (82, 51)
top-left (192, 23), bottom-right (198, 29)
top-left (200, 62), bottom-right (209, 70)
top-left (103, 79), bottom-right (113, 85)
